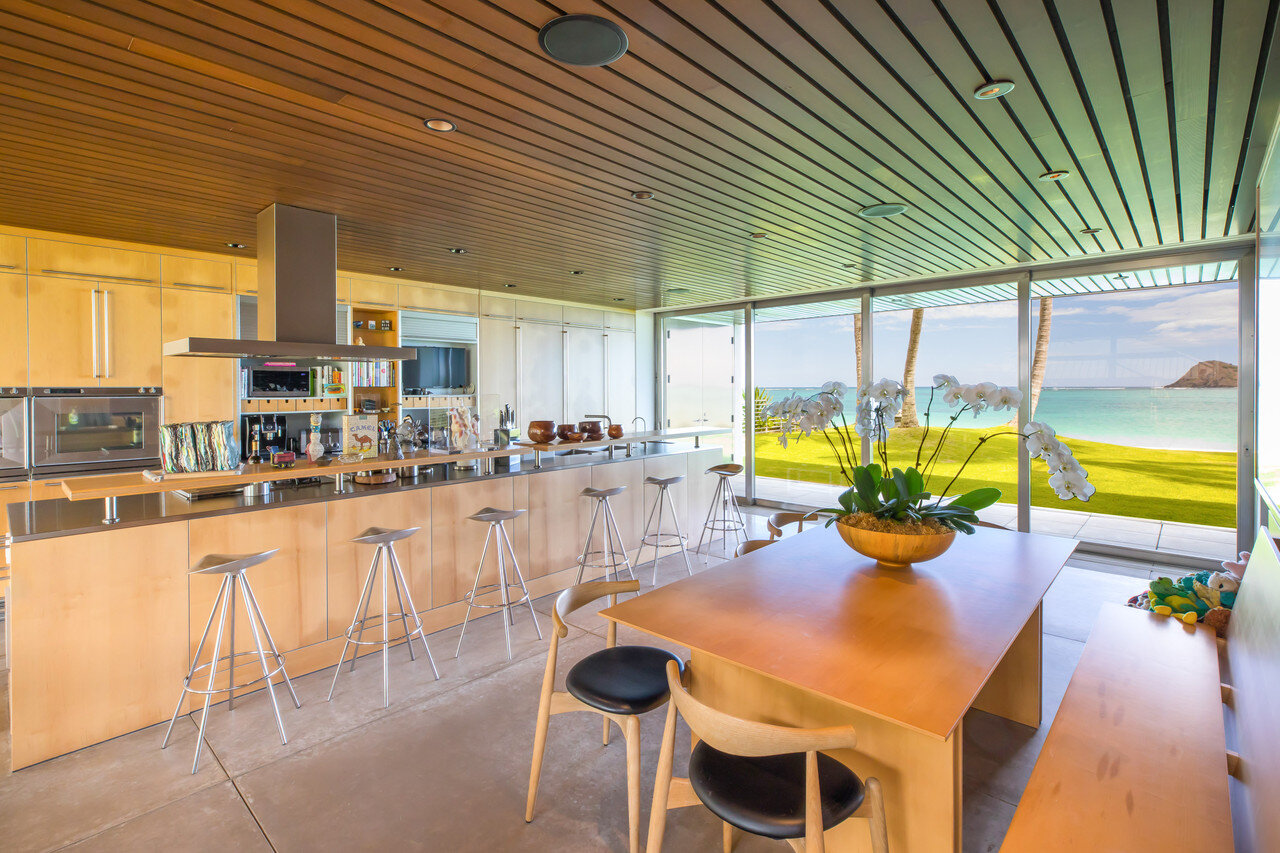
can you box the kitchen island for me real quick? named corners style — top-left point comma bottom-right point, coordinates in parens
top-left (6, 432), bottom-right (727, 769)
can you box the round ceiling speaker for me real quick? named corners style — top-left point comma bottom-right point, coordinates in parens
top-left (857, 203), bottom-right (909, 218)
top-left (539, 15), bottom-right (629, 67)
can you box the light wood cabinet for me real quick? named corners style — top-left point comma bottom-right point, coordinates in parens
top-left (605, 311), bottom-right (636, 331)
top-left (349, 277), bottom-right (398, 308)
top-left (99, 282), bottom-right (162, 387)
top-left (565, 326), bottom-right (605, 422)
top-left (0, 272), bottom-right (27, 386)
top-left (0, 234), bottom-right (25, 271)
top-left (519, 321), bottom-right (565, 423)
top-left (234, 262), bottom-right (257, 294)
top-left (563, 306), bottom-right (604, 328)
top-left (162, 255), bottom-right (232, 292)
top-left (399, 284), bottom-right (479, 315)
top-left (162, 286), bottom-right (236, 422)
top-left (517, 300), bottom-right (563, 323)
top-left (480, 295), bottom-right (515, 318)
top-left (28, 276), bottom-right (161, 388)
top-left (606, 330), bottom-right (637, 426)
top-left (479, 316), bottom-right (518, 422)
top-left (28, 275), bottom-right (100, 387)
top-left (28, 238), bottom-right (159, 283)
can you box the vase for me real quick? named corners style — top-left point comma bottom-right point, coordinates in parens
top-left (834, 516), bottom-right (956, 569)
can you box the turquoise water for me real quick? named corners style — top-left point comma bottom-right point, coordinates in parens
top-left (761, 387), bottom-right (1236, 452)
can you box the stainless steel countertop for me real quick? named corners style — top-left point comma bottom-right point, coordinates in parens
top-left (7, 442), bottom-right (714, 542)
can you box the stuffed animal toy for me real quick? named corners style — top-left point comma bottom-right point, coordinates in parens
top-left (1127, 563), bottom-right (1243, 637)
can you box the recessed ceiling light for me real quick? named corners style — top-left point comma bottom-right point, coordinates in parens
top-left (664, 287), bottom-right (689, 294)
top-left (539, 14), bottom-right (628, 67)
top-left (1080, 228), bottom-right (1101, 235)
top-left (630, 190), bottom-right (655, 201)
top-left (424, 118), bottom-right (456, 132)
top-left (388, 266), bottom-right (403, 272)
top-left (842, 263), bottom-right (859, 269)
top-left (447, 247), bottom-right (467, 254)
top-left (570, 270), bottom-right (585, 275)
top-left (612, 297), bottom-right (626, 302)
top-left (973, 80), bottom-right (1016, 100)
top-left (504, 283), bottom-right (517, 288)
top-left (225, 242), bottom-right (246, 249)
top-left (857, 203), bottom-right (908, 218)
top-left (1038, 170), bottom-right (1070, 182)
top-left (749, 232), bottom-right (768, 239)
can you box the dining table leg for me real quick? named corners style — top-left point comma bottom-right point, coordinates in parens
top-left (973, 602), bottom-right (1043, 728)
top-left (688, 650), bottom-right (963, 852)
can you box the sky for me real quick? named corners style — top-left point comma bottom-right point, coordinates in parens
top-left (751, 281), bottom-right (1238, 389)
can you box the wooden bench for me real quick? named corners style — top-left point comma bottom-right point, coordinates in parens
top-left (1001, 529), bottom-right (1280, 851)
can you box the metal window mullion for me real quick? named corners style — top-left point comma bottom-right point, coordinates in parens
top-left (860, 292), bottom-right (873, 465)
top-left (1017, 273), bottom-right (1032, 533)
top-left (1239, 247), bottom-right (1258, 553)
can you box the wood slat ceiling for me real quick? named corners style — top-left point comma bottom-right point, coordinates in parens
top-left (0, 0), bottom-right (1276, 309)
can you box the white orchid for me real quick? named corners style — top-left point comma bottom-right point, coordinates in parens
top-left (1049, 468), bottom-right (1095, 501)
top-left (821, 380), bottom-right (848, 396)
top-left (933, 373), bottom-right (959, 390)
top-left (960, 381), bottom-right (1000, 412)
top-left (990, 386), bottom-right (1023, 411)
top-left (869, 378), bottom-right (902, 401)
top-left (1041, 440), bottom-right (1076, 473)
top-left (942, 385), bottom-right (966, 406)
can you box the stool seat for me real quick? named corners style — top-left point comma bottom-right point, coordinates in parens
top-left (190, 549), bottom-right (279, 575)
top-left (707, 463), bottom-right (744, 476)
top-left (566, 646), bottom-right (683, 715)
top-left (688, 743), bottom-right (866, 840)
top-left (469, 507), bottom-right (525, 523)
top-left (581, 485), bottom-right (626, 499)
top-left (352, 526), bottom-right (420, 545)
top-left (644, 474), bottom-right (685, 487)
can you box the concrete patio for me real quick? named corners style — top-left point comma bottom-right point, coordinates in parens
top-left (743, 474), bottom-right (1238, 565)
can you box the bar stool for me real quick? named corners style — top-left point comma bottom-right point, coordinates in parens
top-left (456, 507), bottom-right (542, 660)
top-left (635, 475), bottom-right (693, 585)
top-left (161, 549), bottom-right (300, 775)
top-left (575, 485), bottom-right (636, 584)
top-left (695, 463), bottom-right (747, 561)
top-left (328, 526), bottom-right (439, 709)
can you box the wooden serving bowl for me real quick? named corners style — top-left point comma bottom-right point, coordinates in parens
top-left (607, 424), bottom-right (624, 439)
top-left (527, 421), bottom-right (556, 443)
top-left (559, 431), bottom-right (584, 443)
top-left (834, 516), bottom-right (956, 569)
top-left (556, 423), bottom-right (576, 441)
top-left (578, 420), bottom-right (604, 440)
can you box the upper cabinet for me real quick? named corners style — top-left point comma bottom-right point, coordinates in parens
top-left (162, 287), bottom-right (236, 422)
top-left (27, 276), bottom-right (161, 388)
top-left (563, 306), bottom-right (604, 328)
top-left (400, 284), bottom-right (478, 316)
top-left (28, 239), bottom-right (159, 284)
top-left (349, 278), bottom-right (397, 309)
top-left (480, 295), bottom-right (515, 318)
top-left (162, 255), bottom-right (232, 292)
top-left (517, 300), bottom-right (563, 323)
top-left (0, 234), bottom-right (25, 272)
top-left (234, 262), bottom-right (257, 294)
top-left (605, 312), bottom-right (636, 331)
top-left (0, 273), bottom-right (27, 386)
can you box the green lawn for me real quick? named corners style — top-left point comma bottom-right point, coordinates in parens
top-left (753, 426), bottom-right (1236, 528)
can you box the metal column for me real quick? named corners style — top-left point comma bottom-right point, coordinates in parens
top-left (1017, 273), bottom-right (1032, 533)
top-left (743, 305), bottom-right (756, 503)
top-left (1238, 247), bottom-right (1258, 553)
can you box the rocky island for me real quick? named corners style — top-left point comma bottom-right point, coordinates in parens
top-left (1165, 360), bottom-right (1238, 388)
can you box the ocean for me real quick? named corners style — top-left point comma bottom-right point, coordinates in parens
top-left (760, 386), bottom-right (1236, 452)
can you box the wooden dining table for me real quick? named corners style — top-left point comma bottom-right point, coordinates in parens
top-left (600, 524), bottom-right (1077, 852)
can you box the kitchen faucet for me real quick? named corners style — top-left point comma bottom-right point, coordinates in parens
top-left (585, 414), bottom-right (612, 427)
top-left (631, 416), bottom-right (646, 432)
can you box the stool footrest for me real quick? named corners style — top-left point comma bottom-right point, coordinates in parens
top-left (464, 582), bottom-right (532, 609)
top-left (341, 612), bottom-right (428, 647)
top-left (182, 650), bottom-right (290, 697)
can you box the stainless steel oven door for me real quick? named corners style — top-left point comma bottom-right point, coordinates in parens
top-left (0, 396), bottom-right (28, 477)
top-left (31, 394), bottom-right (160, 471)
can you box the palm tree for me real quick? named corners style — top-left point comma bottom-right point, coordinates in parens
top-left (1030, 297), bottom-right (1052, 416)
top-left (854, 313), bottom-right (862, 382)
top-left (899, 308), bottom-right (925, 427)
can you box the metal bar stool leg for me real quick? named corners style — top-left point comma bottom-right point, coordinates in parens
top-left (633, 487), bottom-right (660, 572)
top-left (192, 575), bottom-right (233, 774)
top-left (500, 522), bottom-right (542, 640)
top-left (349, 548), bottom-right (380, 673)
top-left (496, 524), bottom-right (514, 660)
top-left (387, 547), bottom-right (439, 679)
top-left (455, 524), bottom-right (493, 658)
top-left (241, 577), bottom-right (301, 709)
top-left (695, 477), bottom-right (722, 561)
top-left (388, 549), bottom-right (417, 663)
top-left (665, 487), bottom-right (693, 576)
top-left (650, 487), bottom-right (668, 585)
top-left (575, 499), bottom-right (602, 583)
top-left (162, 573), bottom-right (229, 752)
top-left (603, 500), bottom-right (636, 582)
top-left (240, 573), bottom-right (288, 746)
top-left (329, 556), bottom-right (378, 700)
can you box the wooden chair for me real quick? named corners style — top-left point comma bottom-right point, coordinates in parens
top-left (526, 580), bottom-right (683, 853)
top-left (648, 660), bottom-right (888, 853)
top-left (767, 510), bottom-right (818, 540)
top-left (733, 539), bottom-right (774, 558)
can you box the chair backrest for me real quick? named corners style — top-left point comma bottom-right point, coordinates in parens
top-left (767, 510), bottom-right (818, 539)
top-left (663, 660), bottom-right (857, 757)
top-left (552, 579), bottom-right (640, 638)
top-left (1226, 529), bottom-right (1280, 850)
top-left (734, 539), bottom-right (774, 558)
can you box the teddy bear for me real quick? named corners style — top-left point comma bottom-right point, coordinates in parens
top-left (1127, 563), bottom-right (1243, 637)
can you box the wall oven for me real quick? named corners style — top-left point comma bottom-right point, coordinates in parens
top-left (0, 391), bottom-right (29, 481)
top-left (30, 388), bottom-right (161, 474)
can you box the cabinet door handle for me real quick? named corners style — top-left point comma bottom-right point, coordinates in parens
top-left (355, 300), bottom-right (395, 307)
top-left (41, 269), bottom-right (153, 283)
top-left (0, 264), bottom-right (17, 270)
top-left (90, 288), bottom-right (100, 379)
top-left (102, 288), bottom-right (112, 379)
top-left (171, 281), bottom-right (225, 291)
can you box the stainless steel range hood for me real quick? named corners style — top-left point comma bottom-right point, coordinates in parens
top-left (163, 204), bottom-right (416, 363)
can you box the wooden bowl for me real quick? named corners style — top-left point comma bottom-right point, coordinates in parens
top-left (527, 421), bottom-right (556, 443)
top-left (834, 516), bottom-right (956, 569)
top-left (559, 431), bottom-right (583, 443)
top-left (556, 423), bottom-right (576, 441)
top-left (607, 424), bottom-right (624, 439)
top-left (578, 420), bottom-right (603, 439)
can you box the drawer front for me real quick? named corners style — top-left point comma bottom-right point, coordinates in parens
top-left (0, 234), bottom-right (25, 271)
top-left (349, 278), bottom-right (398, 308)
top-left (163, 255), bottom-right (232, 292)
top-left (235, 263), bottom-right (258, 294)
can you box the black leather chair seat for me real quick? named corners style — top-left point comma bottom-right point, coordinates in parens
top-left (565, 646), bottom-right (682, 715)
top-left (688, 742), bottom-right (865, 840)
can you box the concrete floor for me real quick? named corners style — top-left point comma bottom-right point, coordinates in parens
top-left (0, 512), bottom-right (1158, 852)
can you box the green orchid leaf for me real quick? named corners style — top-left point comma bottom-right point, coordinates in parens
top-left (853, 467), bottom-right (879, 508)
top-left (837, 487), bottom-right (856, 514)
top-left (905, 467), bottom-right (925, 498)
top-left (948, 487), bottom-right (1002, 511)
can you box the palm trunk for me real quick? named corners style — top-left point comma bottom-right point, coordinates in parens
top-left (1030, 297), bottom-right (1052, 417)
top-left (899, 308), bottom-right (925, 428)
top-left (854, 313), bottom-right (863, 384)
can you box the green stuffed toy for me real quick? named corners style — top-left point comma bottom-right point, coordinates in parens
top-left (1129, 567), bottom-right (1242, 634)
